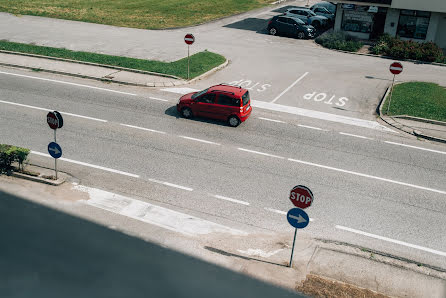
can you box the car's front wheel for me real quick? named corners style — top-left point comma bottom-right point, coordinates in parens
top-left (269, 27), bottom-right (277, 36)
top-left (297, 31), bottom-right (306, 39)
top-left (228, 116), bottom-right (241, 127)
top-left (181, 107), bottom-right (193, 119)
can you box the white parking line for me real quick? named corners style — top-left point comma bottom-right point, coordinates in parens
top-left (339, 132), bottom-right (374, 140)
top-left (336, 225), bottom-right (446, 257)
top-left (385, 141), bottom-right (446, 155)
top-left (120, 123), bottom-right (166, 134)
top-left (0, 99), bottom-right (108, 122)
top-left (31, 151), bottom-right (139, 177)
top-left (288, 157), bottom-right (446, 195)
top-left (214, 195), bottom-right (250, 206)
top-left (238, 148), bottom-right (284, 159)
top-left (179, 136), bottom-right (221, 145)
top-left (149, 96), bottom-right (168, 102)
top-left (271, 72), bottom-right (309, 103)
top-left (148, 179), bottom-right (193, 191)
top-left (0, 70), bottom-right (137, 96)
top-left (265, 208), bottom-right (314, 221)
top-left (258, 117), bottom-right (286, 123)
top-left (298, 124), bottom-right (327, 131)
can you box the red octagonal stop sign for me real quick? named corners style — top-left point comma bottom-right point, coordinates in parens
top-left (289, 185), bottom-right (314, 209)
top-left (47, 111), bottom-right (59, 130)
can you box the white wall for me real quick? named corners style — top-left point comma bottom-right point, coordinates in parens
top-left (435, 13), bottom-right (446, 48)
top-left (383, 8), bottom-right (399, 37)
top-left (392, 0), bottom-right (446, 13)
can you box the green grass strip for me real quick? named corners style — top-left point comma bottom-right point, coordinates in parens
top-left (383, 82), bottom-right (446, 122)
top-left (0, 40), bottom-right (226, 79)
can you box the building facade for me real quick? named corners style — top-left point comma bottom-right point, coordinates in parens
top-left (331, 0), bottom-right (446, 48)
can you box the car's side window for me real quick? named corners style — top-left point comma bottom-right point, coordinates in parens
top-left (218, 94), bottom-right (239, 107)
top-left (197, 93), bottom-right (216, 104)
top-left (277, 17), bottom-right (286, 23)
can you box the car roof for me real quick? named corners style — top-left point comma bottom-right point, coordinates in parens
top-left (274, 15), bottom-right (306, 24)
top-left (208, 84), bottom-right (247, 97)
top-left (286, 7), bottom-right (311, 12)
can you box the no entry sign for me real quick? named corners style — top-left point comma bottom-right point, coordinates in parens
top-left (184, 34), bottom-right (195, 45)
top-left (289, 185), bottom-right (314, 209)
top-left (389, 62), bottom-right (403, 75)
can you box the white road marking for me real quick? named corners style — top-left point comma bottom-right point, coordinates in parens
top-left (288, 157), bottom-right (446, 195)
top-left (74, 184), bottom-right (246, 236)
top-left (385, 141), bottom-right (446, 155)
top-left (339, 132), bottom-right (374, 140)
top-left (298, 124), bottom-right (327, 131)
top-left (0, 99), bottom-right (108, 122)
top-left (251, 100), bottom-right (394, 132)
top-left (148, 179), bottom-right (193, 191)
top-left (238, 148), bottom-right (284, 159)
top-left (237, 248), bottom-right (284, 258)
top-left (161, 87), bottom-right (199, 94)
top-left (149, 96), bottom-right (168, 102)
top-left (179, 136), bottom-right (221, 145)
top-left (264, 207), bottom-right (286, 215)
top-left (31, 151), bottom-right (139, 177)
top-left (120, 123), bottom-right (166, 134)
top-left (271, 72), bottom-right (309, 103)
top-left (213, 195), bottom-right (250, 206)
top-left (258, 117), bottom-right (286, 123)
top-left (0, 70), bottom-right (137, 95)
top-left (336, 225), bottom-right (446, 257)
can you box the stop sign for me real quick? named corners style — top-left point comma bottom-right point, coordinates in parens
top-left (47, 111), bottom-right (63, 129)
top-left (389, 62), bottom-right (403, 75)
top-left (184, 34), bottom-right (195, 45)
top-left (289, 185), bottom-right (314, 209)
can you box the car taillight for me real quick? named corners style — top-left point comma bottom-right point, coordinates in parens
top-left (268, 20), bottom-right (272, 24)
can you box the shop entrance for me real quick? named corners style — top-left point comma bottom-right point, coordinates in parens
top-left (370, 11), bottom-right (387, 40)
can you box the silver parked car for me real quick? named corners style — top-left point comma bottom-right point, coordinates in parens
top-left (283, 7), bottom-right (329, 29)
top-left (310, 6), bottom-right (335, 23)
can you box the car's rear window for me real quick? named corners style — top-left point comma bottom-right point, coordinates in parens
top-left (242, 91), bottom-right (250, 106)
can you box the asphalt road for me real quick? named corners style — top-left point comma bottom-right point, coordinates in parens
top-left (1, 67), bottom-right (445, 270)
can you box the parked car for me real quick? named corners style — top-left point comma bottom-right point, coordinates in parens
top-left (310, 1), bottom-right (336, 14)
top-left (310, 6), bottom-right (335, 23)
top-left (177, 84), bottom-right (252, 127)
top-left (283, 7), bottom-right (329, 29)
top-left (267, 16), bottom-right (316, 39)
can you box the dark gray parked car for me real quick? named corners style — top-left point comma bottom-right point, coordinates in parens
top-left (267, 16), bottom-right (316, 39)
top-left (283, 7), bottom-right (329, 29)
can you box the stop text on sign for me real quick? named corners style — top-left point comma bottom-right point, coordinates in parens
top-left (290, 192), bottom-right (312, 205)
top-left (289, 185), bottom-right (314, 209)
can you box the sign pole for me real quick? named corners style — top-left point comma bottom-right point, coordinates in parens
top-left (386, 74), bottom-right (396, 116)
top-left (289, 228), bottom-right (297, 267)
top-left (54, 129), bottom-right (58, 180)
top-left (187, 44), bottom-right (190, 80)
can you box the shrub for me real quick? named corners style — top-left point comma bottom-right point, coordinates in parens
top-left (0, 144), bottom-right (30, 173)
top-left (316, 32), bottom-right (363, 52)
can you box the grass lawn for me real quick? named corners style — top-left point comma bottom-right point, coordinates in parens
top-left (383, 82), bottom-right (446, 122)
top-left (0, 0), bottom-right (272, 29)
top-left (0, 40), bottom-right (226, 79)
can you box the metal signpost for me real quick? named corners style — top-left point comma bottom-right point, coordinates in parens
top-left (286, 185), bottom-right (314, 267)
top-left (46, 111), bottom-right (63, 179)
top-left (387, 62), bottom-right (403, 115)
top-left (184, 33), bottom-right (195, 80)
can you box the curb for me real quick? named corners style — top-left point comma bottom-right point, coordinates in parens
top-left (11, 171), bottom-right (65, 186)
top-left (188, 59), bottom-right (229, 83)
top-left (377, 85), bottom-right (446, 144)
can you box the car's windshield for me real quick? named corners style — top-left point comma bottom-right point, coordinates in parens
top-left (191, 88), bottom-right (209, 99)
top-left (308, 10), bottom-right (317, 16)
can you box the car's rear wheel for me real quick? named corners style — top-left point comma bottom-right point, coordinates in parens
top-left (181, 107), bottom-right (193, 119)
top-left (269, 27), bottom-right (277, 36)
top-left (297, 31), bottom-right (306, 39)
top-left (228, 116), bottom-right (241, 127)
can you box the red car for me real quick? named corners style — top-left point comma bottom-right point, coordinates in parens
top-left (176, 84), bottom-right (252, 127)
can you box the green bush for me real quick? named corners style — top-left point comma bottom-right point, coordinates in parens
top-left (0, 144), bottom-right (30, 173)
top-left (315, 32), bottom-right (363, 52)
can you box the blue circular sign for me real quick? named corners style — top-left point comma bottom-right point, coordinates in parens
top-left (286, 208), bottom-right (309, 229)
top-left (48, 142), bottom-right (62, 159)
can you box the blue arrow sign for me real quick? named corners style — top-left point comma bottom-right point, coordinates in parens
top-left (48, 142), bottom-right (62, 159)
top-left (287, 208), bottom-right (309, 229)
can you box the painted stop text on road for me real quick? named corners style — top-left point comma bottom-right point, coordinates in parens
top-left (229, 79), bottom-right (271, 92)
top-left (304, 92), bottom-right (349, 107)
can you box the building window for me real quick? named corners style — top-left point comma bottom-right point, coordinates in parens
top-left (397, 10), bottom-right (430, 40)
top-left (341, 8), bottom-right (373, 33)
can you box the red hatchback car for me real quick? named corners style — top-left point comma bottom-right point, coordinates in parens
top-left (176, 84), bottom-right (252, 127)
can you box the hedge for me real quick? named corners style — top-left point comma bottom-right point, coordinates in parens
top-left (0, 144), bottom-right (30, 173)
top-left (315, 32), bottom-right (364, 52)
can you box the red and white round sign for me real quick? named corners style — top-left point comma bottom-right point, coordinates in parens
top-left (47, 111), bottom-right (59, 130)
top-left (289, 185), bottom-right (314, 209)
top-left (184, 34), bottom-right (195, 45)
top-left (389, 62), bottom-right (403, 75)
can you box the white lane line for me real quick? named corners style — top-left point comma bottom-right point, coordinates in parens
top-left (288, 157), bottom-right (446, 195)
top-left (238, 148), bottom-right (285, 159)
top-left (179, 136), bottom-right (221, 145)
top-left (298, 124), bottom-right (327, 131)
top-left (75, 185), bottom-right (246, 236)
top-left (161, 87), bottom-right (199, 95)
top-left (258, 117), bottom-right (286, 123)
top-left (31, 151), bottom-right (139, 177)
top-left (0, 99), bottom-right (108, 122)
top-left (148, 179), bottom-right (193, 191)
top-left (385, 141), bottom-right (446, 155)
top-left (271, 72), bottom-right (309, 103)
top-left (336, 225), bottom-right (446, 257)
top-left (213, 195), bottom-right (250, 206)
top-left (265, 208), bottom-right (314, 221)
top-left (339, 132), bottom-right (374, 140)
top-left (251, 100), bottom-right (393, 132)
top-left (0, 70), bottom-right (137, 96)
top-left (120, 123), bottom-right (166, 134)
top-left (149, 96), bottom-right (168, 102)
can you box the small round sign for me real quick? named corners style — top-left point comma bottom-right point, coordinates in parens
top-left (286, 208), bottom-right (310, 229)
top-left (289, 185), bottom-right (314, 209)
top-left (48, 142), bottom-right (62, 159)
top-left (47, 112), bottom-right (59, 130)
top-left (389, 62), bottom-right (403, 75)
top-left (184, 34), bottom-right (195, 45)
